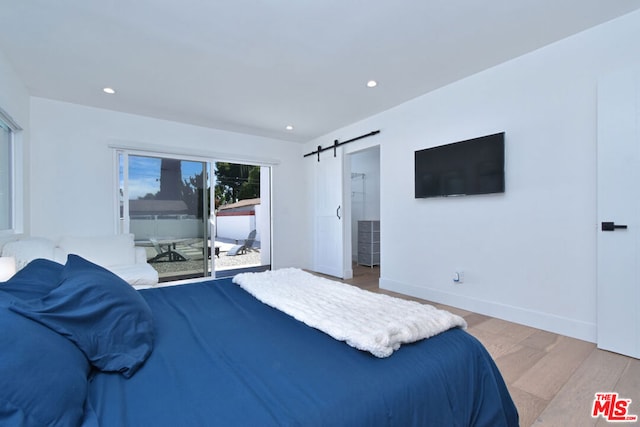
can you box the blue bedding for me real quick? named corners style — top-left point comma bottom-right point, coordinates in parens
top-left (87, 278), bottom-right (518, 426)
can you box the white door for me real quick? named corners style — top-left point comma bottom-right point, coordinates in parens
top-left (313, 150), bottom-right (345, 278)
top-left (596, 69), bottom-right (640, 359)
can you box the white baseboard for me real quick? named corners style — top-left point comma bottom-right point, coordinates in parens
top-left (309, 265), bottom-right (353, 280)
top-left (379, 277), bottom-right (596, 343)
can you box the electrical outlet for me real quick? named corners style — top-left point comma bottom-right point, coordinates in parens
top-left (453, 271), bottom-right (464, 284)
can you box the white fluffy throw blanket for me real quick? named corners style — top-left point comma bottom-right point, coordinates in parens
top-left (233, 268), bottom-right (467, 358)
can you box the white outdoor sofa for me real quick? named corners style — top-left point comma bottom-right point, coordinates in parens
top-left (0, 233), bottom-right (158, 288)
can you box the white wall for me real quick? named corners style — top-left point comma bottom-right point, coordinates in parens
top-left (28, 98), bottom-right (308, 269)
top-left (305, 10), bottom-right (640, 342)
top-left (0, 50), bottom-right (29, 131)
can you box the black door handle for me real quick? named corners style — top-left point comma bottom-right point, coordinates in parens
top-left (602, 221), bottom-right (628, 231)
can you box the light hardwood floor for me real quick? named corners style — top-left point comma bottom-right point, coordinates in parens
top-left (341, 265), bottom-right (640, 427)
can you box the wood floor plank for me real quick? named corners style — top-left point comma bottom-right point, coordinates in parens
top-left (609, 357), bottom-right (640, 422)
top-left (467, 327), bottom-right (522, 360)
top-left (520, 329), bottom-right (562, 352)
top-left (514, 336), bottom-right (595, 401)
top-left (494, 345), bottom-right (547, 385)
top-left (432, 302), bottom-right (473, 317)
top-left (474, 317), bottom-right (538, 343)
top-left (508, 387), bottom-right (549, 427)
top-left (533, 349), bottom-right (629, 427)
top-left (461, 312), bottom-right (492, 328)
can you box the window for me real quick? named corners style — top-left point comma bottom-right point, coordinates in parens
top-left (0, 111), bottom-right (20, 233)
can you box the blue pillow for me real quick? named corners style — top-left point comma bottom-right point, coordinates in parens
top-left (10, 255), bottom-right (155, 378)
top-left (0, 304), bottom-right (90, 426)
top-left (0, 258), bottom-right (63, 300)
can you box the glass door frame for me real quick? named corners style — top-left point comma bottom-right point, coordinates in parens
top-left (116, 148), bottom-right (272, 282)
top-left (118, 151), bottom-right (213, 280)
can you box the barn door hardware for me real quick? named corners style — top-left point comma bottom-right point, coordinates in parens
top-left (303, 130), bottom-right (380, 162)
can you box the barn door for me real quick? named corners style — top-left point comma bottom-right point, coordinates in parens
top-left (313, 151), bottom-right (346, 278)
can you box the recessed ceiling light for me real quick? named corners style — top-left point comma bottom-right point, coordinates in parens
top-left (366, 80), bottom-right (378, 88)
top-left (285, 125), bottom-right (294, 131)
top-left (103, 87), bottom-right (116, 94)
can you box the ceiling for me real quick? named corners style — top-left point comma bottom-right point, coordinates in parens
top-left (1, 1), bottom-right (640, 143)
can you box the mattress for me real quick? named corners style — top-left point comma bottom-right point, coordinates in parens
top-left (87, 278), bottom-right (518, 426)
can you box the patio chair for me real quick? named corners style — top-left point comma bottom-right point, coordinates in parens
top-left (148, 237), bottom-right (189, 262)
top-left (227, 230), bottom-right (257, 256)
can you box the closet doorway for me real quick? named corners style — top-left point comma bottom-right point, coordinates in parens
top-left (348, 146), bottom-right (381, 276)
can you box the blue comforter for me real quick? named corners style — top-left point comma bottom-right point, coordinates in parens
top-left (87, 278), bottom-right (518, 426)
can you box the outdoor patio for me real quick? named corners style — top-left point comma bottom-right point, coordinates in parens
top-left (139, 238), bottom-right (262, 281)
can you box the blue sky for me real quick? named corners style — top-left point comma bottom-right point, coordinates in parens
top-left (122, 156), bottom-right (209, 199)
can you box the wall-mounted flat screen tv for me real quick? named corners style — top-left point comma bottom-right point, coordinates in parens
top-left (415, 132), bottom-right (505, 198)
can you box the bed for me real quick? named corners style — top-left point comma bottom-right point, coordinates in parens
top-left (0, 256), bottom-right (518, 426)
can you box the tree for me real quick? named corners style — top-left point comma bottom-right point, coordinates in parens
top-left (214, 163), bottom-right (260, 208)
top-left (181, 172), bottom-right (208, 218)
top-left (238, 166), bottom-right (260, 200)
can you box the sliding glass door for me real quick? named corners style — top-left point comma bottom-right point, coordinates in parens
top-left (211, 162), bottom-right (271, 277)
top-left (119, 154), bottom-right (210, 281)
top-left (118, 151), bottom-right (271, 282)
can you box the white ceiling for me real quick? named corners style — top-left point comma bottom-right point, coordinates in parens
top-left (1, 1), bottom-right (640, 143)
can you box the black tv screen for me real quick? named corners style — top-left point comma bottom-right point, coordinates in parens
top-left (415, 132), bottom-right (505, 198)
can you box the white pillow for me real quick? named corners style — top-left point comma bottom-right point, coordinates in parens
top-left (109, 264), bottom-right (159, 288)
top-left (0, 256), bottom-right (16, 281)
top-left (57, 234), bottom-right (136, 267)
top-left (1, 237), bottom-right (57, 270)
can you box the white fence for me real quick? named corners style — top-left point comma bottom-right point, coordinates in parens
top-left (215, 204), bottom-right (262, 243)
top-left (129, 209), bottom-right (262, 244)
top-left (130, 217), bottom-right (204, 240)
